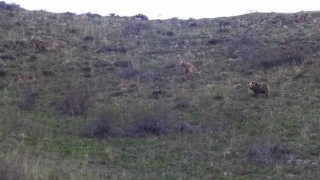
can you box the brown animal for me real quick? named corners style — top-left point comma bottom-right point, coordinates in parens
top-left (46, 41), bottom-right (60, 50)
top-left (247, 81), bottom-right (269, 97)
top-left (31, 36), bottom-right (47, 51)
top-left (31, 36), bottom-right (60, 51)
top-left (179, 60), bottom-right (196, 74)
top-left (14, 75), bottom-right (37, 82)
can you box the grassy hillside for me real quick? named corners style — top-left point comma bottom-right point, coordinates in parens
top-left (1, 2), bottom-right (320, 179)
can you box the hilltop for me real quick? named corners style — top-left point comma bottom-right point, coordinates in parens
top-left (0, 2), bottom-right (320, 179)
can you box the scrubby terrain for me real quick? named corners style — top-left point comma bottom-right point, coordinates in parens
top-left (1, 2), bottom-right (320, 179)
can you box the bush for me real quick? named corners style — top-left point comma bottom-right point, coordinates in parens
top-left (121, 67), bottom-right (138, 79)
top-left (18, 84), bottom-right (38, 111)
top-left (85, 12), bottom-right (102, 19)
top-left (225, 31), bottom-right (261, 60)
top-left (225, 32), bottom-right (306, 70)
top-left (79, 111), bottom-right (117, 137)
top-left (0, 69), bottom-right (7, 77)
top-left (0, 1), bottom-right (20, 11)
top-left (121, 22), bottom-right (149, 36)
top-left (0, 54), bottom-right (16, 61)
top-left (55, 85), bottom-right (91, 116)
top-left (245, 143), bottom-right (292, 166)
top-left (134, 14), bottom-right (148, 20)
top-left (176, 122), bottom-right (203, 134)
top-left (83, 36), bottom-right (94, 42)
top-left (127, 117), bottom-right (170, 137)
top-left (114, 61), bottom-right (132, 68)
top-left (0, 158), bottom-right (25, 180)
top-left (95, 46), bottom-right (127, 53)
top-left (252, 48), bottom-right (305, 69)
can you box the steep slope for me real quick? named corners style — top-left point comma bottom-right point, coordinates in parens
top-left (0, 2), bottom-right (320, 179)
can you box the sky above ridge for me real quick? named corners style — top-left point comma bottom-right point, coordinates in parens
top-left (7, 0), bottom-right (320, 19)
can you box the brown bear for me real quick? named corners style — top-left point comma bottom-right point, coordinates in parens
top-left (31, 36), bottom-right (60, 51)
top-left (247, 81), bottom-right (269, 97)
top-left (179, 60), bottom-right (196, 74)
top-left (31, 36), bottom-right (47, 51)
top-left (14, 75), bottom-right (37, 82)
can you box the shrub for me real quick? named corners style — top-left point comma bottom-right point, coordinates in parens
top-left (55, 85), bottom-right (91, 116)
top-left (225, 32), bottom-right (306, 70)
top-left (114, 61), bottom-right (132, 68)
top-left (127, 117), bottom-right (170, 137)
top-left (134, 13), bottom-right (148, 20)
top-left (86, 12), bottom-right (101, 19)
top-left (176, 122), bottom-right (203, 134)
top-left (0, 1), bottom-right (20, 11)
top-left (206, 38), bottom-right (220, 46)
top-left (0, 158), bottom-right (26, 180)
top-left (121, 67), bottom-right (138, 79)
top-left (165, 31), bottom-right (174, 36)
top-left (245, 143), bottom-right (292, 166)
top-left (95, 46), bottom-right (127, 53)
top-left (0, 69), bottom-right (7, 77)
top-left (252, 48), bottom-right (305, 69)
top-left (0, 54), bottom-right (16, 61)
top-left (121, 22), bottom-right (149, 36)
top-left (224, 31), bottom-right (261, 60)
top-left (84, 36), bottom-right (94, 42)
top-left (18, 84), bottom-right (38, 111)
top-left (79, 111), bottom-right (117, 137)
top-left (150, 89), bottom-right (166, 99)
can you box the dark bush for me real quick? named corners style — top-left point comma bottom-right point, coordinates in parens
top-left (150, 89), bottom-right (166, 99)
top-left (62, 12), bottom-right (75, 19)
top-left (165, 63), bottom-right (176, 69)
top-left (111, 91), bottom-right (123, 97)
top-left (42, 70), bottom-right (54, 77)
top-left (121, 67), bottom-right (138, 79)
top-left (86, 12), bottom-right (102, 19)
top-left (218, 20), bottom-right (231, 33)
top-left (93, 60), bottom-right (112, 69)
top-left (55, 86), bottom-right (91, 116)
top-left (173, 99), bottom-right (190, 110)
top-left (188, 21), bottom-right (197, 27)
top-left (0, 54), bottom-right (16, 61)
top-left (84, 36), bottom-right (94, 42)
top-left (246, 144), bottom-right (273, 166)
top-left (0, 158), bottom-right (26, 180)
top-left (128, 117), bottom-right (170, 137)
top-left (165, 31), bottom-right (174, 36)
top-left (79, 111), bottom-right (116, 137)
top-left (140, 71), bottom-right (157, 83)
top-left (245, 143), bottom-right (292, 166)
top-left (253, 48), bottom-right (305, 69)
top-left (176, 122), bottom-right (203, 134)
top-left (62, 12), bottom-right (75, 16)
top-left (134, 13), bottom-right (148, 20)
top-left (18, 84), bottom-right (38, 111)
top-left (67, 28), bottom-right (78, 34)
top-left (225, 32), bottom-right (261, 60)
top-left (95, 46), bottom-right (127, 53)
top-left (121, 22), bottom-right (149, 36)
top-left (0, 1), bottom-right (20, 11)
top-left (81, 66), bottom-right (91, 72)
top-left (29, 55), bottom-right (37, 61)
top-left (114, 61), bottom-right (132, 68)
top-left (0, 69), bottom-right (7, 77)
top-left (206, 38), bottom-right (220, 46)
